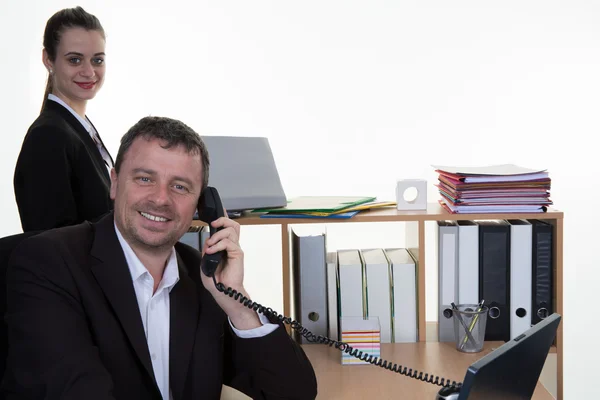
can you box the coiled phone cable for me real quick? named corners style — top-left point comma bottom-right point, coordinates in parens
top-left (213, 276), bottom-right (462, 390)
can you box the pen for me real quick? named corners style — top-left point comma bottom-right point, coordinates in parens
top-left (460, 299), bottom-right (485, 349)
top-left (451, 302), bottom-right (477, 348)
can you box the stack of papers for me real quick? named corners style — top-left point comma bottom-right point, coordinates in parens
top-left (432, 164), bottom-right (552, 214)
top-left (253, 196), bottom-right (396, 219)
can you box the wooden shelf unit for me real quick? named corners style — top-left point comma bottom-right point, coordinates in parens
top-left (190, 203), bottom-right (564, 399)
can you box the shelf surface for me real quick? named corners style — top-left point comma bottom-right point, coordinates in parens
top-left (190, 203), bottom-right (563, 227)
top-left (301, 342), bottom-right (553, 400)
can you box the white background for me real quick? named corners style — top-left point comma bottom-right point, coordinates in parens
top-left (1, 0), bottom-right (597, 397)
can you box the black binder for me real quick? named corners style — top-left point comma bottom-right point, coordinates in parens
top-left (529, 219), bottom-right (554, 325)
top-left (478, 220), bottom-right (511, 342)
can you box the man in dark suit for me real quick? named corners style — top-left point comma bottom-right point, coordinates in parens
top-left (3, 116), bottom-right (317, 400)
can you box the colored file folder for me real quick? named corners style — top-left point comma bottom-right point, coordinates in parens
top-left (253, 196), bottom-right (376, 214)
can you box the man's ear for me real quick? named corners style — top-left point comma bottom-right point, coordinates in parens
top-left (109, 168), bottom-right (118, 200)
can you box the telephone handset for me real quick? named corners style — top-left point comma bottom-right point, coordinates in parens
top-left (198, 186), bottom-right (226, 277)
top-left (198, 187), bottom-right (462, 392)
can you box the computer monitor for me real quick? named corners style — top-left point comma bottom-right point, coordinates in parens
top-left (458, 313), bottom-right (561, 399)
top-left (200, 136), bottom-right (287, 212)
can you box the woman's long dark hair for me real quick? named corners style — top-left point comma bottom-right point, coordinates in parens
top-left (41, 6), bottom-right (105, 111)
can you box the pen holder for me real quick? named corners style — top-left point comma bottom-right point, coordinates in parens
top-left (452, 304), bottom-right (488, 353)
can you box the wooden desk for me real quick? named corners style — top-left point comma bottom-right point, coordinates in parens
top-left (302, 342), bottom-right (553, 400)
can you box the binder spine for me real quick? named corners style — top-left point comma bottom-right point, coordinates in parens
top-left (292, 231), bottom-right (328, 343)
top-left (457, 221), bottom-right (479, 304)
top-left (530, 220), bottom-right (554, 325)
top-left (326, 252), bottom-right (339, 341)
top-left (362, 249), bottom-right (393, 343)
top-left (478, 221), bottom-right (511, 342)
top-left (507, 219), bottom-right (533, 339)
top-left (385, 248), bottom-right (417, 343)
top-left (438, 221), bottom-right (458, 342)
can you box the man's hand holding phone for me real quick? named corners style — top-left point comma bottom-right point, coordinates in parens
top-left (200, 216), bottom-right (262, 331)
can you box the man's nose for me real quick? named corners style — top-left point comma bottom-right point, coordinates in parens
top-left (151, 184), bottom-right (171, 205)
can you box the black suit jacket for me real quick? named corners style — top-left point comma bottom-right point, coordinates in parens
top-left (2, 213), bottom-right (317, 400)
top-left (13, 100), bottom-right (113, 232)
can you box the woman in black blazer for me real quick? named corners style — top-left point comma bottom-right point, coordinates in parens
top-left (14, 7), bottom-right (113, 232)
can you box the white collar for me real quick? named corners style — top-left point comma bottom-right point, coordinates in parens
top-left (114, 222), bottom-right (180, 293)
top-left (47, 93), bottom-right (93, 134)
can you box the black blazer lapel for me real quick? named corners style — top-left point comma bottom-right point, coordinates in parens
top-left (169, 252), bottom-right (200, 400)
top-left (87, 117), bottom-right (114, 167)
top-left (88, 214), bottom-right (157, 384)
top-left (43, 100), bottom-right (110, 182)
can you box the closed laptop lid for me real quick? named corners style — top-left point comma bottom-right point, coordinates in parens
top-left (201, 136), bottom-right (287, 212)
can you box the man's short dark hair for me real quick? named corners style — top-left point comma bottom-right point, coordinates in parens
top-left (114, 116), bottom-right (210, 190)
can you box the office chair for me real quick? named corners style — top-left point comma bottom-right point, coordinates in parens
top-left (0, 231), bottom-right (42, 399)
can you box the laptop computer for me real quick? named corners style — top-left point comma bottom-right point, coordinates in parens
top-left (439, 313), bottom-right (561, 399)
top-left (200, 136), bottom-right (287, 212)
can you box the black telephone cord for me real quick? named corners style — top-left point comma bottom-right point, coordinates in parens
top-left (213, 276), bottom-right (462, 390)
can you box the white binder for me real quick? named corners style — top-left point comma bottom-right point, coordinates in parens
top-left (385, 248), bottom-right (417, 343)
top-left (507, 219), bottom-right (533, 339)
top-left (457, 220), bottom-right (479, 304)
top-left (337, 249), bottom-right (365, 319)
top-left (438, 221), bottom-right (458, 342)
top-left (291, 228), bottom-right (328, 344)
top-left (325, 252), bottom-right (339, 340)
top-left (361, 248), bottom-right (392, 343)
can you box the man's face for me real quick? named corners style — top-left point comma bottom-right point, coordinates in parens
top-left (110, 137), bottom-right (202, 252)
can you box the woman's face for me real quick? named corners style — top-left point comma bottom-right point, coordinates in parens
top-left (44, 27), bottom-right (106, 105)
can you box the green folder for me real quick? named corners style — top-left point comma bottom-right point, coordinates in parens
top-left (252, 196), bottom-right (376, 213)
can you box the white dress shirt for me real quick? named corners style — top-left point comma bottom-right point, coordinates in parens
top-left (47, 94), bottom-right (113, 170)
top-left (114, 223), bottom-right (277, 399)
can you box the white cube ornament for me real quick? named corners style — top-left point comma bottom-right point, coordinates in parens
top-left (396, 179), bottom-right (427, 210)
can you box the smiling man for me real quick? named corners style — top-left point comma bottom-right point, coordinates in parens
top-left (3, 116), bottom-right (317, 400)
